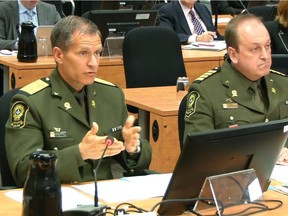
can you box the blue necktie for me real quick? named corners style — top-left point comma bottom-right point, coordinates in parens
top-left (190, 10), bottom-right (204, 35)
top-left (26, 10), bottom-right (34, 21)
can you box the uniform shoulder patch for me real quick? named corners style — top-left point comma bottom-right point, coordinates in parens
top-left (10, 101), bottom-right (29, 128)
top-left (270, 69), bottom-right (286, 77)
top-left (94, 78), bottom-right (115, 86)
top-left (194, 67), bottom-right (220, 83)
top-left (20, 79), bottom-right (49, 95)
top-left (185, 91), bottom-right (200, 118)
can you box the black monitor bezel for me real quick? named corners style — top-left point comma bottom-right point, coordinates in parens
top-left (158, 118), bottom-right (288, 215)
top-left (86, 9), bottom-right (158, 45)
top-left (271, 54), bottom-right (288, 75)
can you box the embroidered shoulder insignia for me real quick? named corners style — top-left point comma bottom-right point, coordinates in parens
top-left (10, 101), bottom-right (29, 128)
top-left (194, 67), bottom-right (220, 83)
top-left (20, 79), bottom-right (49, 95)
top-left (270, 69), bottom-right (286, 77)
top-left (94, 78), bottom-right (115, 86)
top-left (185, 91), bottom-right (200, 118)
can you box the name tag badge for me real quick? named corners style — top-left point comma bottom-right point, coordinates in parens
top-left (223, 103), bottom-right (239, 109)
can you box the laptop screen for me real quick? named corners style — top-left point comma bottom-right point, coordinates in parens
top-left (36, 25), bottom-right (54, 56)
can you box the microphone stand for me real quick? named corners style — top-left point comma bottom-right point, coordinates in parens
top-left (63, 137), bottom-right (113, 216)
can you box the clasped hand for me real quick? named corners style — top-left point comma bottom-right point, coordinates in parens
top-left (79, 115), bottom-right (141, 160)
top-left (197, 31), bottom-right (217, 42)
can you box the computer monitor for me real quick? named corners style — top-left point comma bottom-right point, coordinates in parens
top-left (271, 54), bottom-right (288, 75)
top-left (84, 9), bottom-right (158, 45)
top-left (157, 119), bottom-right (288, 215)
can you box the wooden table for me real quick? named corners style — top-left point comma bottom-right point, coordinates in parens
top-left (0, 186), bottom-right (287, 216)
top-left (0, 49), bottom-right (226, 94)
top-left (123, 86), bottom-right (181, 173)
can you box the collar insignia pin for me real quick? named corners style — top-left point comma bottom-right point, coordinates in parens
top-left (64, 102), bottom-right (72, 110)
top-left (92, 100), bottom-right (96, 108)
top-left (231, 90), bottom-right (238, 97)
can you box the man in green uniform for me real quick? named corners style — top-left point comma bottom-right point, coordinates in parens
top-left (184, 14), bottom-right (288, 165)
top-left (5, 16), bottom-right (152, 187)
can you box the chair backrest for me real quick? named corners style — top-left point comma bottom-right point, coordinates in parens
top-left (43, 0), bottom-right (75, 17)
top-left (123, 26), bottom-right (187, 89)
top-left (245, 5), bottom-right (277, 22)
top-left (0, 88), bottom-right (19, 188)
top-left (178, 94), bottom-right (187, 151)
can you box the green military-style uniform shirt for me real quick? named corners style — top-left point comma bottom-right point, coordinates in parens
top-left (5, 68), bottom-right (152, 187)
top-left (184, 59), bottom-right (288, 141)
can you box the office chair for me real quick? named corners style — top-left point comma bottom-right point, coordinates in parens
top-left (244, 5), bottom-right (277, 22)
top-left (178, 94), bottom-right (187, 151)
top-left (43, 0), bottom-right (75, 17)
top-left (123, 26), bottom-right (187, 113)
top-left (0, 88), bottom-right (19, 189)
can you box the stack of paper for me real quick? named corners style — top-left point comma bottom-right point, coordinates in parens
top-left (183, 40), bottom-right (227, 51)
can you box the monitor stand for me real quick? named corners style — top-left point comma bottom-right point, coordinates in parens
top-left (102, 34), bottom-right (124, 59)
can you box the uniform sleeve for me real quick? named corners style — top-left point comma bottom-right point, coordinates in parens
top-left (183, 83), bottom-right (215, 141)
top-left (6, 94), bottom-right (46, 187)
top-left (113, 89), bottom-right (152, 174)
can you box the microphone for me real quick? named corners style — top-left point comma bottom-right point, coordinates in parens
top-left (239, 0), bottom-right (249, 14)
top-left (93, 135), bottom-right (114, 207)
top-left (63, 126), bottom-right (121, 216)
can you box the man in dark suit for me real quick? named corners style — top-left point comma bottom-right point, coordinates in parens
top-left (157, 0), bottom-right (223, 44)
top-left (0, 0), bottom-right (61, 50)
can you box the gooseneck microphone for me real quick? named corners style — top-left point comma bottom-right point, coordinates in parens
top-left (93, 135), bottom-right (114, 207)
top-left (63, 126), bottom-right (122, 216)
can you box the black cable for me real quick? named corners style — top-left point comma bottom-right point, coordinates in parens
top-left (216, 199), bottom-right (283, 216)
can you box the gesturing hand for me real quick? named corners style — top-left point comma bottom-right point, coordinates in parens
top-left (79, 122), bottom-right (125, 160)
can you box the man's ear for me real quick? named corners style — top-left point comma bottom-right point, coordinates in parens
top-left (53, 47), bottom-right (63, 64)
top-left (227, 46), bottom-right (238, 64)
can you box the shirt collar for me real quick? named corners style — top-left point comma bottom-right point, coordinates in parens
top-left (179, 0), bottom-right (195, 16)
top-left (18, 0), bottom-right (37, 15)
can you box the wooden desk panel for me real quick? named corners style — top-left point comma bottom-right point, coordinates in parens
top-left (1, 50), bottom-right (226, 93)
top-left (123, 86), bottom-right (181, 173)
top-left (0, 187), bottom-right (287, 216)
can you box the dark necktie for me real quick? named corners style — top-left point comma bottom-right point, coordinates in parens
top-left (75, 90), bottom-right (88, 120)
top-left (250, 81), bottom-right (265, 112)
top-left (189, 10), bottom-right (204, 35)
top-left (26, 10), bottom-right (34, 21)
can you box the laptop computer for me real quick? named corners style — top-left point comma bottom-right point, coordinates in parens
top-left (36, 25), bottom-right (54, 56)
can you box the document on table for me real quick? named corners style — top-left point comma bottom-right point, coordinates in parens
top-left (271, 164), bottom-right (288, 184)
top-left (4, 187), bottom-right (94, 210)
top-left (183, 40), bottom-right (227, 51)
top-left (270, 164), bottom-right (288, 195)
top-left (72, 173), bottom-right (172, 203)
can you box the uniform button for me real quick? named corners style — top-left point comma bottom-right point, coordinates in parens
top-left (265, 119), bottom-right (269, 122)
top-left (130, 169), bottom-right (135, 173)
top-left (229, 116), bottom-right (234, 121)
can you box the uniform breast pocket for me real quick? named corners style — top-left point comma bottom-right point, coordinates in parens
top-left (214, 109), bottom-right (251, 129)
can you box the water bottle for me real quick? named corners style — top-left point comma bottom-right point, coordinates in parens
top-left (22, 150), bottom-right (62, 216)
